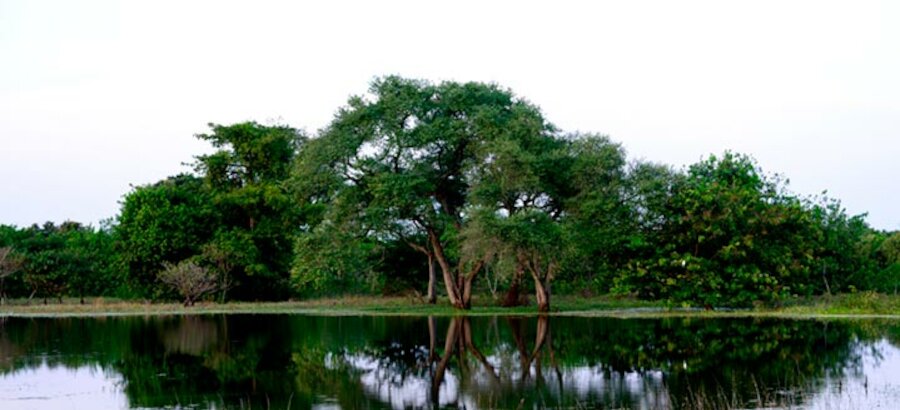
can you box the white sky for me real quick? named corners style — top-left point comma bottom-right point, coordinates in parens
top-left (1, 0), bottom-right (898, 230)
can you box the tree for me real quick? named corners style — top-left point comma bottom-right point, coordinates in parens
top-left (116, 174), bottom-right (218, 298)
top-left (872, 231), bottom-right (900, 294)
top-left (556, 135), bottom-right (634, 293)
top-left (461, 128), bottom-right (574, 310)
top-left (194, 122), bottom-right (304, 299)
top-left (0, 246), bottom-right (24, 304)
top-left (808, 198), bottom-right (881, 293)
top-left (292, 76), bottom-right (553, 309)
top-left (624, 153), bottom-right (816, 307)
top-left (158, 260), bottom-right (220, 306)
top-left (464, 210), bottom-right (563, 312)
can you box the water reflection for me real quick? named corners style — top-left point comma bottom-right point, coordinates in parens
top-left (0, 314), bottom-right (898, 409)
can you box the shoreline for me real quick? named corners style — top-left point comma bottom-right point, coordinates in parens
top-left (2, 294), bottom-right (899, 319)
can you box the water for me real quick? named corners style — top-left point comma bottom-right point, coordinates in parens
top-left (0, 315), bottom-right (899, 409)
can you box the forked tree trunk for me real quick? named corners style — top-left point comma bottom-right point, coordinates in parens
top-left (429, 230), bottom-right (465, 308)
top-left (534, 278), bottom-right (551, 313)
top-left (461, 274), bottom-right (477, 309)
top-left (522, 253), bottom-right (553, 313)
top-left (428, 229), bottom-right (484, 310)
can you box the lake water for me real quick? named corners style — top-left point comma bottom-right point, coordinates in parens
top-left (1, 315), bottom-right (899, 409)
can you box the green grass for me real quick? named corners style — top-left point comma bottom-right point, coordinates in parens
top-left (1, 293), bottom-right (899, 318)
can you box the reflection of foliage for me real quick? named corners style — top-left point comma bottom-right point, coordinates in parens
top-left (0, 315), bottom-right (893, 409)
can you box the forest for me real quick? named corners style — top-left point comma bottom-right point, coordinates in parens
top-left (1, 76), bottom-right (898, 311)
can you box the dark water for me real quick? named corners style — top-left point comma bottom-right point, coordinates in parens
top-left (1, 315), bottom-right (900, 409)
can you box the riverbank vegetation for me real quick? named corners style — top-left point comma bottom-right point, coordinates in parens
top-left (2, 293), bottom-right (900, 318)
top-left (2, 76), bottom-right (899, 311)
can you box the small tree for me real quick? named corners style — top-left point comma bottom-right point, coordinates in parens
top-left (0, 246), bottom-right (24, 304)
top-left (158, 260), bottom-right (220, 306)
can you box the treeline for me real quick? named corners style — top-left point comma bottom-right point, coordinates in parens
top-left (1, 76), bottom-right (899, 309)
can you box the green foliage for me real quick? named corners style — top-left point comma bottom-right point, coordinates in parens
top-left (872, 232), bottom-right (900, 294)
top-left (292, 220), bottom-right (381, 296)
top-left (291, 76), bottom-right (555, 307)
top-left (2, 77), bottom-right (896, 307)
top-left (115, 174), bottom-right (217, 298)
top-left (807, 199), bottom-right (884, 293)
top-left (0, 222), bottom-right (120, 302)
top-left (195, 122), bottom-right (304, 300)
top-left (115, 122), bottom-right (303, 301)
top-left (622, 153), bottom-right (818, 307)
top-left (556, 135), bottom-right (634, 290)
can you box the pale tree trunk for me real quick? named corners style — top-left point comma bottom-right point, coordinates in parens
top-left (426, 253), bottom-right (436, 304)
top-left (461, 273), bottom-right (476, 309)
top-left (429, 230), bottom-right (464, 308)
top-left (409, 241), bottom-right (438, 305)
top-left (523, 253), bottom-right (554, 313)
top-left (534, 277), bottom-right (551, 313)
top-left (428, 228), bottom-right (484, 310)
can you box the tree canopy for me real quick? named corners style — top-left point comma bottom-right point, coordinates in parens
top-left (0, 77), bottom-right (895, 310)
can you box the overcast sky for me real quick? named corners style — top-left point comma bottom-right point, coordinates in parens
top-left (1, 0), bottom-right (898, 230)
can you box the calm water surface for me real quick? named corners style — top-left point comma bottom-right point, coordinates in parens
top-left (1, 314), bottom-right (899, 409)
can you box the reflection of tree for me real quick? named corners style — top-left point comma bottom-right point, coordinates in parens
top-left (0, 315), bottom-right (894, 409)
top-left (162, 315), bottom-right (218, 355)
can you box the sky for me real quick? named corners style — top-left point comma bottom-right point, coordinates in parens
top-left (1, 0), bottom-right (898, 230)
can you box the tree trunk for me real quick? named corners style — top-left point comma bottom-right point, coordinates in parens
top-left (461, 274), bottom-right (476, 309)
top-left (429, 230), bottom-right (464, 308)
top-left (533, 276), bottom-right (551, 313)
top-left (426, 253), bottom-right (436, 304)
top-left (502, 267), bottom-right (524, 307)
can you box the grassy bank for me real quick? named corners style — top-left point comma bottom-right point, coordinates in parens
top-left (1, 293), bottom-right (898, 318)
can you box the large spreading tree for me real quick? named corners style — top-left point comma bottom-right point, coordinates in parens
top-left (292, 76), bottom-right (555, 309)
